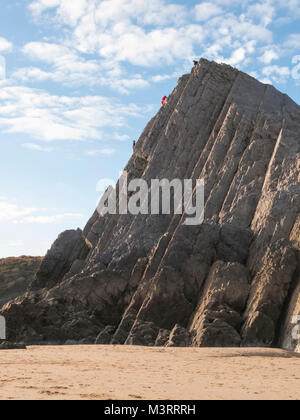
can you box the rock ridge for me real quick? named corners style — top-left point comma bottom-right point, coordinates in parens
top-left (1, 58), bottom-right (300, 351)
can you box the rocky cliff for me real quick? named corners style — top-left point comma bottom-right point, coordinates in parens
top-left (1, 59), bottom-right (300, 351)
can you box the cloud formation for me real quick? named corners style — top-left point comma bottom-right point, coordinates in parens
top-left (86, 148), bottom-right (116, 156)
top-left (0, 37), bottom-right (12, 52)
top-left (1, 1), bottom-right (299, 145)
top-left (22, 143), bottom-right (53, 152)
top-left (23, 0), bottom-right (296, 90)
top-left (0, 83), bottom-right (144, 141)
top-left (0, 197), bottom-right (83, 224)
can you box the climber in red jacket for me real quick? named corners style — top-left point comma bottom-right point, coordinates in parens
top-left (161, 96), bottom-right (168, 106)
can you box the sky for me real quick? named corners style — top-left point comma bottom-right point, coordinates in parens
top-left (0, 0), bottom-right (299, 257)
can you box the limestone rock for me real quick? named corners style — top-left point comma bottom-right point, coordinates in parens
top-left (95, 326), bottom-right (116, 345)
top-left (166, 325), bottom-right (191, 347)
top-left (189, 261), bottom-right (250, 347)
top-left (1, 58), bottom-right (300, 351)
top-left (277, 219), bottom-right (300, 351)
top-left (125, 321), bottom-right (159, 346)
top-left (241, 311), bottom-right (275, 347)
top-left (30, 229), bottom-right (89, 291)
top-left (242, 241), bottom-right (297, 346)
top-left (155, 329), bottom-right (170, 347)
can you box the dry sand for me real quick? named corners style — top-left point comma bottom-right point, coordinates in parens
top-left (0, 345), bottom-right (299, 400)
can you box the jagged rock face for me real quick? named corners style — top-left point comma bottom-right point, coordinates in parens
top-left (30, 229), bottom-right (89, 291)
top-left (1, 59), bottom-right (300, 350)
top-left (189, 261), bottom-right (250, 347)
top-left (278, 217), bottom-right (300, 352)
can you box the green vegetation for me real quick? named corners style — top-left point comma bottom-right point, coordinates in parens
top-left (0, 256), bottom-right (42, 308)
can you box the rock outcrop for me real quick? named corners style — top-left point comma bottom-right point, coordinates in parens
top-left (1, 59), bottom-right (300, 351)
top-left (30, 229), bottom-right (89, 291)
top-left (0, 340), bottom-right (26, 350)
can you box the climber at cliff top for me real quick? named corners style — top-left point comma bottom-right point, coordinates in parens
top-left (161, 96), bottom-right (168, 106)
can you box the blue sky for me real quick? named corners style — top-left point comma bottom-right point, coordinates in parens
top-left (0, 0), bottom-right (299, 257)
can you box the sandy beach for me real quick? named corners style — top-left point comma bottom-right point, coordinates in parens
top-left (0, 345), bottom-right (299, 400)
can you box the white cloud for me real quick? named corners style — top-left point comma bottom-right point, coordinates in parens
top-left (0, 197), bottom-right (83, 224)
top-left (284, 34), bottom-right (300, 49)
top-left (29, 0), bottom-right (89, 26)
top-left (276, 0), bottom-right (300, 18)
top-left (0, 56), bottom-right (6, 80)
top-left (194, 2), bottom-right (223, 22)
top-left (114, 134), bottom-right (130, 142)
top-left (23, 42), bottom-right (69, 63)
top-left (23, 213), bottom-right (83, 224)
top-left (0, 37), bottom-right (12, 52)
top-left (262, 65), bottom-right (290, 76)
top-left (15, 42), bottom-right (150, 93)
top-left (12, 67), bottom-right (52, 82)
top-left (24, 0), bottom-right (284, 100)
top-left (28, 0), bottom-right (294, 82)
top-left (0, 199), bottom-right (37, 222)
top-left (86, 148), bottom-right (116, 156)
top-left (27, 1), bottom-right (204, 68)
top-left (208, 14), bottom-right (273, 44)
top-left (23, 42), bottom-right (101, 79)
top-left (0, 83), bottom-right (144, 141)
top-left (212, 0), bottom-right (249, 4)
top-left (92, 25), bottom-right (205, 67)
top-left (227, 47), bottom-right (247, 66)
top-left (107, 76), bottom-right (149, 94)
top-left (22, 143), bottom-right (53, 152)
top-left (29, 0), bottom-right (61, 16)
top-left (151, 69), bottom-right (182, 83)
top-left (19, 42), bottom-right (102, 85)
top-left (29, 0), bottom-right (187, 27)
top-left (262, 65), bottom-right (290, 83)
top-left (259, 49), bottom-right (279, 64)
top-left (151, 74), bottom-right (174, 83)
top-left (245, 40), bottom-right (257, 54)
top-left (246, 2), bottom-right (275, 27)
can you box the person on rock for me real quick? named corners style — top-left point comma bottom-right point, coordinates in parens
top-left (161, 96), bottom-right (168, 106)
top-left (193, 60), bottom-right (198, 66)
